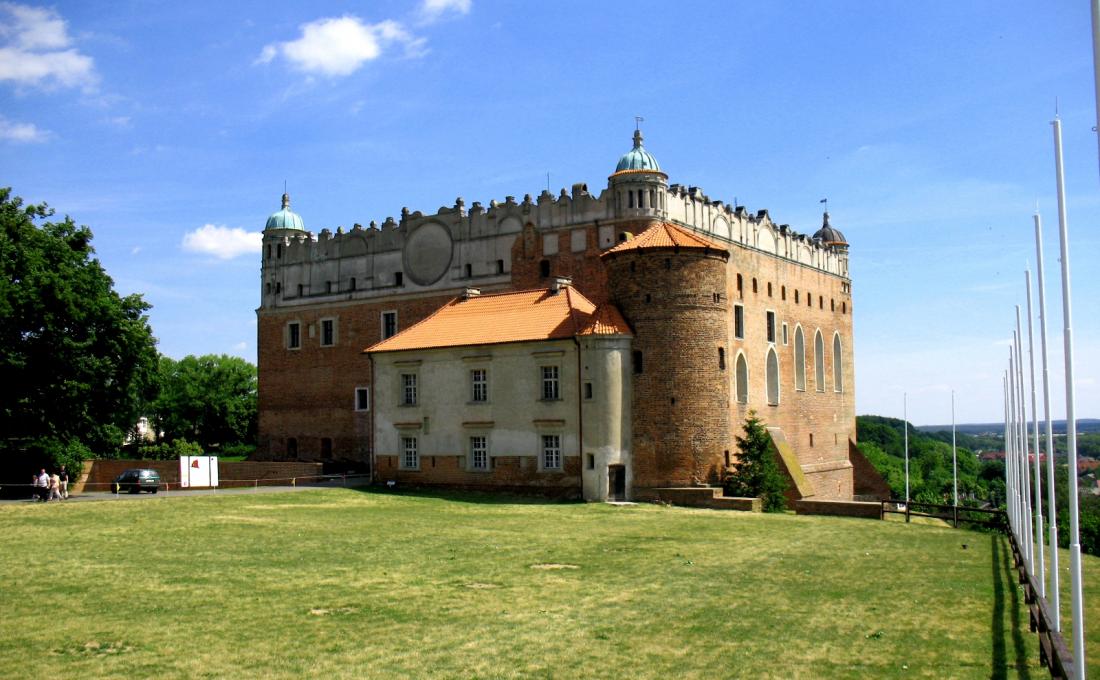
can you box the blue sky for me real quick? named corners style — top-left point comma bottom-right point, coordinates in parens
top-left (1, 1), bottom-right (1097, 426)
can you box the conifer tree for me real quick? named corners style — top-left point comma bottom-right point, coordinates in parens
top-left (725, 411), bottom-right (788, 511)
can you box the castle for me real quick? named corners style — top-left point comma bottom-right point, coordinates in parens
top-left (257, 128), bottom-right (860, 502)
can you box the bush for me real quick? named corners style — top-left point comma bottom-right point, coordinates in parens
top-left (29, 437), bottom-right (92, 475)
top-left (135, 439), bottom-right (203, 460)
top-left (219, 443), bottom-right (256, 459)
top-left (724, 411), bottom-right (788, 512)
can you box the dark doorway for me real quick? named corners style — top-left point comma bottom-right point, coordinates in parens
top-left (609, 465), bottom-right (626, 501)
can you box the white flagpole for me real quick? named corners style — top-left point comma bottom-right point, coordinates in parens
top-left (1025, 270), bottom-right (1046, 599)
top-left (1052, 115), bottom-right (1085, 678)
top-left (1034, 211), bottom-right (1060, 631)
top-left (952, 390), bottom-right (958, 508)
top-left (1009, 351), bottom-right (1020, 546)
top-left (1015, 313), bottom-right (1034, 574)
top-left (903, 392), bottom-right (909, 505)
top-left (1005, 371), bottom-right (1016, 537)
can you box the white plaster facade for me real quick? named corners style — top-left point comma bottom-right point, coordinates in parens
top-left (371, 333), bottom-right (633, 501)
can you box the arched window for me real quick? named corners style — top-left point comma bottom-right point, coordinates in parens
top-left (794, 326), bottom-right (806, 391)
top-left (735, 353), bottom-right (748, 404)
top-left (766, 348), bottom-right (780, 405)
top-left (833, 333), bottom-right (843, 392)
top-left (814, 330), bottom-right (825, 392)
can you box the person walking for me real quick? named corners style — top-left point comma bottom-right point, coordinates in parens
top-left (35, 469), bottom-right (49, 502)
top-left (59, 465), bottom-right (69, 499)
top-left (48, 472), bottom-right (61, 501)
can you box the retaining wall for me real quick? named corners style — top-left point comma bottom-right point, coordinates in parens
top-left (74, 459), bottom-right (325, 493)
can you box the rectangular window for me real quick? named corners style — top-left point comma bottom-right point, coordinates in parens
top-left (541, 366), bottom-right (560, 400)
top-left (584, 382), bottom-right (593, 400)
top-left (733, 305), bottom-right (744, 340)
top-left (381, 311), bottom-right (398, 340)
top-left (287, 322), bottom-right (301, 349)
top-left (470, 436), bottom-right (488, 471)
top-left (355, 387), bottom-right (370, 411)
top-left (766, 311), bottom-right (776, 344)
top-left (401, 374), bottom-right (417, 405)
top-left (782, 322), bottom-right (789, 346)
top-left (402, 437), bottom-right (419, 469)
top-left (320, 318), bottom-right (335, 347)
top-left (633, 351), bottom-right (643, 374)
top-left (471, 369), bottom-right (488, 403)
top-left (541, 434), bottom-right (562, 470)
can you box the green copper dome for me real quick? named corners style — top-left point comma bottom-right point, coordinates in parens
top-left (265, 193), bottom-right (305, 231)
top-left (615, 129), bottom-right (661, 172)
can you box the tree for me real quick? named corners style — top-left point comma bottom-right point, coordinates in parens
top-left (724, 411), bottom-right (787, 512)
top-left (0, 188), bottom-right (158, 471)
top-left (149, 354), bottom-right (257, 449)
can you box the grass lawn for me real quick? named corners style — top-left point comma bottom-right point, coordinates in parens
top-left (0, 488), bottom-right (1096, 679)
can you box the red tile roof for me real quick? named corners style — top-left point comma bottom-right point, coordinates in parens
top-left (365, 286), bottom-right (631, 353)
top-left (602, 221), bottom-right (727, 257)
top-left (578, 304), bottom-right (632, 336)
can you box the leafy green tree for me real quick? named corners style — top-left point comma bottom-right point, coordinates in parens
top-left (725, 411), bottom-right (787, 512)
top-left (0, 188), bottom-right (158, 470)
top-left (149, 354), bottom-right (257, 449)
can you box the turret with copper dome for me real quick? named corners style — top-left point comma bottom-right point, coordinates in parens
top-left (608, 124), bottom-right (668, 223)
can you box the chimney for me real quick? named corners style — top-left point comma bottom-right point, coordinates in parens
top-left (462, 287), bottom-right (481, 300)
top-left (550, 276), bottom-right (572, 294)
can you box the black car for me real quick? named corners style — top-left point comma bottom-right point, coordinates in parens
top-left (114, 468), bottom-right (160, 494)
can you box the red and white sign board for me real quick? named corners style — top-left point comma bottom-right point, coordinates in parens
top-left (179, 456), bottom-right (219, 488)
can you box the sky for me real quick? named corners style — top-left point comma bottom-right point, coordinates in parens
top-left (0, 1), bottom-right (1097, 426)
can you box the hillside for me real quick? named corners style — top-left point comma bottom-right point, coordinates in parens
top-left (856, 415), bottom-right (996, 505)
top-left (858, 415), bottom-right (1100, 556)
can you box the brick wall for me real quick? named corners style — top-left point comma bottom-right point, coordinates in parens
top-left (75, 459), bottom-right (324, 492)
top-left (607, 245), bottom-right (732, 489)
top-left (724, 244), bottom-right (855, 499)
top-left (510, 223), bottom-right (610, 304)
top-left (850, 438), bottom-right (891, 500)
top-left (793, 499), bottom-right (882, 519)
top-left (257, 292), bottom-right (458, 463)
top-left (375, 454), bottom-right (582, 498)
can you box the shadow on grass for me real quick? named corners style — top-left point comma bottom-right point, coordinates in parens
top-left (991, 533), bottom-right (1032, 679)
top-left (345, 483), bottom-right (586, 507)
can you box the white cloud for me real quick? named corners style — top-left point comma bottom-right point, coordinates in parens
top-left (0, 3), bottom-right (97, 90)
top-left (419, 0), bottom-right (471, 23)
top-left (0, 115), bottom-right (48, 142)
top-left (233, 341), bottom-right (248, 351)
top-left (0, 3), bottom-right (69, 49)
top-left (181, 224), bottom-right (261, 260)
top-left (257, 15), bottom-right (425, 77)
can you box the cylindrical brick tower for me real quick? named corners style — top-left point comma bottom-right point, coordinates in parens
top-left (603, 222), bottom-right (731, 490)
